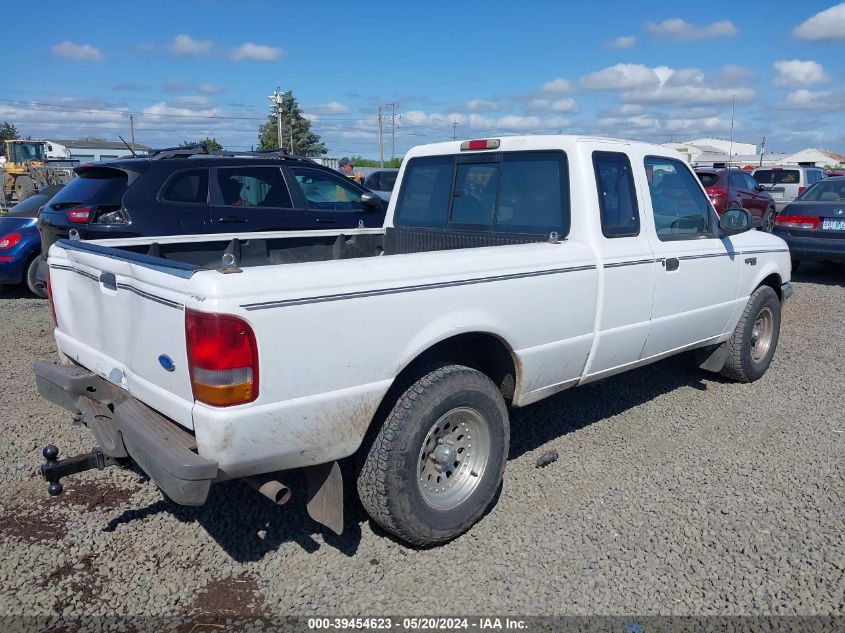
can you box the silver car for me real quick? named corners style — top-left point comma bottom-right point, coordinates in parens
top-left (752, 165), bottom-right (827, 212)
top-left (362, 168), bottom-right (399, 202)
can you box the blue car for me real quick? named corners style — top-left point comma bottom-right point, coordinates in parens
top-left (0, 185), bottom-right (64, 297)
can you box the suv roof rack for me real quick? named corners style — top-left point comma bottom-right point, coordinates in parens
top-left (148, 144), bottom-right (210, 159)
top-left (144, 145), bottom-right (318, 164)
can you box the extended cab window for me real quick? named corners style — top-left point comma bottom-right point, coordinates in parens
top-left (217, 167), bottom-right (292, 208)
top-left (290, 167), bottom-right (362, 211)
top-left (593, 151), bottom-right (639, 237)
top-left (160, 169), bottom-right (208, 204)
top-left (645, 157), bottom-right (715, 240)
top-left (394, 151), bottom-right (569, 236)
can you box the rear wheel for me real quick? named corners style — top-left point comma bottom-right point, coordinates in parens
top-left (720, 286), bottom-right (781, 383)
top-left (357, 364), bottom-right (509, 546)
top-left (25, 255), bottom-right (47, 298)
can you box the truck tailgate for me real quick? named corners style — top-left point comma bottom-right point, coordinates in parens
top-left (49, 243), bottom-right (195, 430)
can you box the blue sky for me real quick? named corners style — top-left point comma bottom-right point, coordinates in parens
top-left (5, 0), bottom-right (845, 157)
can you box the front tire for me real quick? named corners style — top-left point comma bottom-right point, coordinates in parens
top-left (25, 255), bottom-right (47, 298)
top-left (720, 286), bottom-right (781, 383)
top-left (761, 207), bottom-right (776, 233)
top-left (357, 364), bottom-right (509, 546)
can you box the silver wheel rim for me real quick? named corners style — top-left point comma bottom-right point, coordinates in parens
top-left (764, 212), bottom-right (775, 233)
top-left (750, 306), bottom-right (774, 363)
top-left (417, 407), bottom-right (490, 511)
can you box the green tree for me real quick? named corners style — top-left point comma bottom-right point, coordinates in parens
top-left (0, 121), bottom-right (20, 144)
top-left (258, 91), bottom-right (326, 156)
top-left (180, 137), bottom-right (223, 152)
top-left (350, 155), bottom-right (403, 168)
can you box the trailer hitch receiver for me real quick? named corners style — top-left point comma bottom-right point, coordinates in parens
top-left (41, 445), bottom-right (117, 496)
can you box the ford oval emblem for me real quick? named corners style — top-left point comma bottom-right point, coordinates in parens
top-left (158, 354), bottom-right (176, 372)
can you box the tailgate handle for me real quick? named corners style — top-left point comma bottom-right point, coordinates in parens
top-left (99, 272), bottom-right (117, 291)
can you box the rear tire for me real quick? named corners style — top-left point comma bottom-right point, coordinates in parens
top-left (25, 255), bottom-right (47, 298)
top-left (357, 364), bottom-right (509, 546)
top-left (720, 286), bottom-right (781, 383)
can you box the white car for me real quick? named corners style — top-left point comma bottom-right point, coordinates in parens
top-left (36, 135), bottom-right (792, 546)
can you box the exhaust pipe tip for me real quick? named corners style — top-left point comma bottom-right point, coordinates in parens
top-left (245, 476), bottom-right (291, 506)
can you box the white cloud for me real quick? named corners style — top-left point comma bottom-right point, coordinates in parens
top-left (610, 35), bottom-right (635, 49)
top-left (51, 41), bottom-right (103, 61)
top-left (169, 34), bottom-right (213, 57)
top-left (780, 89), bottom-right (845, 112)
top-left (645, 18), bottom-right (737, 41)
top-left (527, 98), bottom-right (577, 113)
top-left (230, 42), bottom-right (284, 62)
top-left (198, 83), bottom-right (225, 95)
top-left (582, 64), bottom-right (661, 90)
top-left (315, 101), bottom-right (350, 114)
top-left (466, 99), bottom-right (499, 112)
top-left (794, 3), bottom-right (845, 41)
top-left (773, 60), bottom-right (831, 87)
top-left (582, 63), bottom-right (755, 106)
top-left (541, 78), bottom-right (572, 94)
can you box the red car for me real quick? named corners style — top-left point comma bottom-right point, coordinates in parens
top-left (695, 168), bottom-right (777, 232)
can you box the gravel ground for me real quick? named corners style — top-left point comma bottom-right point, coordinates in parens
top-left (0, 264), bottom-right (842, 628)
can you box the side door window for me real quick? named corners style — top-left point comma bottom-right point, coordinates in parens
top-left (289, 167), bottom-right (363, 211)
top-left (645, 157), bottom-right (716, 240)
top-left (216, 166), bottom-right (292, 208)
top-left (159, 169), bottom-right (209, 205)
top-left (593, 151), bottom-right (639, 237)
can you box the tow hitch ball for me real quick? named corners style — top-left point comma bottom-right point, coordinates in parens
top-left (41, 445), bottom-right (117, 496)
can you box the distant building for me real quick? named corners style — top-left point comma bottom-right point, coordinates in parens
top-left (684, 137), bottom-right (757, 156)
top-left (782, 148), bottom-right (845, 167)
top-left (46, 139), bottom-right (151, 163)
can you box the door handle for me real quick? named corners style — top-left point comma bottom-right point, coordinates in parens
top-left (217, 216), bottom-right (248, 223)
top-left (662, 257), bottom-right (680, 272)
top-left (314, 218), bottom-right (337, 224)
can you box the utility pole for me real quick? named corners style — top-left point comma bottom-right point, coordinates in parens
top-left (290, 117), bottom-right (295, 155)
top-left (129, 114), bottom-right (135, 151)
top-left (759, 136), bottom-right (766, 167)
top-left (451, 120), bottom-right (459, 141)
top-left (387, 102), bottom-right (398, 162)
top-left (378, 107), bottom-right (384, 168)
top-left (268, 86), bottom-right (284, 150)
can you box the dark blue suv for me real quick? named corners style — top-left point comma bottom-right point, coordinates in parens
top-left (38, 147), bottom-right (387, 256)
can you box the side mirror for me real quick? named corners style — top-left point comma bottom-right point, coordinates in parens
top-left (360, 192), bottom-right (382, 210)
top-left (755, 183), bottom-right (765, 191)
top-left (719, 206), bottom-right (752, 235)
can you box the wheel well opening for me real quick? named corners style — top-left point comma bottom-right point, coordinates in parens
top-left (759, 272), bottom-right (783, 300)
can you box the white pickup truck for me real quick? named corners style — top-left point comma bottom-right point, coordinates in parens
top-left (36, 136), bottom-right (792, 546)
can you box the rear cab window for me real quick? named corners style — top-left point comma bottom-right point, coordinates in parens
top-left (394, 151), bottom-right (570, 236)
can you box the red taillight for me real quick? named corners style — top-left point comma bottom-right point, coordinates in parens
top-left (66, 207), bottom-right (90, 223)
top-left (460, 138), bottom-right (501, 151)
top-left (186, 309), bottom-right (258, 407)
top-left (797, 186), bottom-right (806, 197)
top-left (775, 215), bottom-right (820, 229)
top-left (0, 232), bottom-right (22, 249)
top-left (706, 188), bottom-right (727, 212)
top-left (47, 267), bottom-right (58, 326)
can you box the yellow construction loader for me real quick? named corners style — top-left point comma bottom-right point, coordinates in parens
top-left (1, 140), bottom-right (73, 204)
